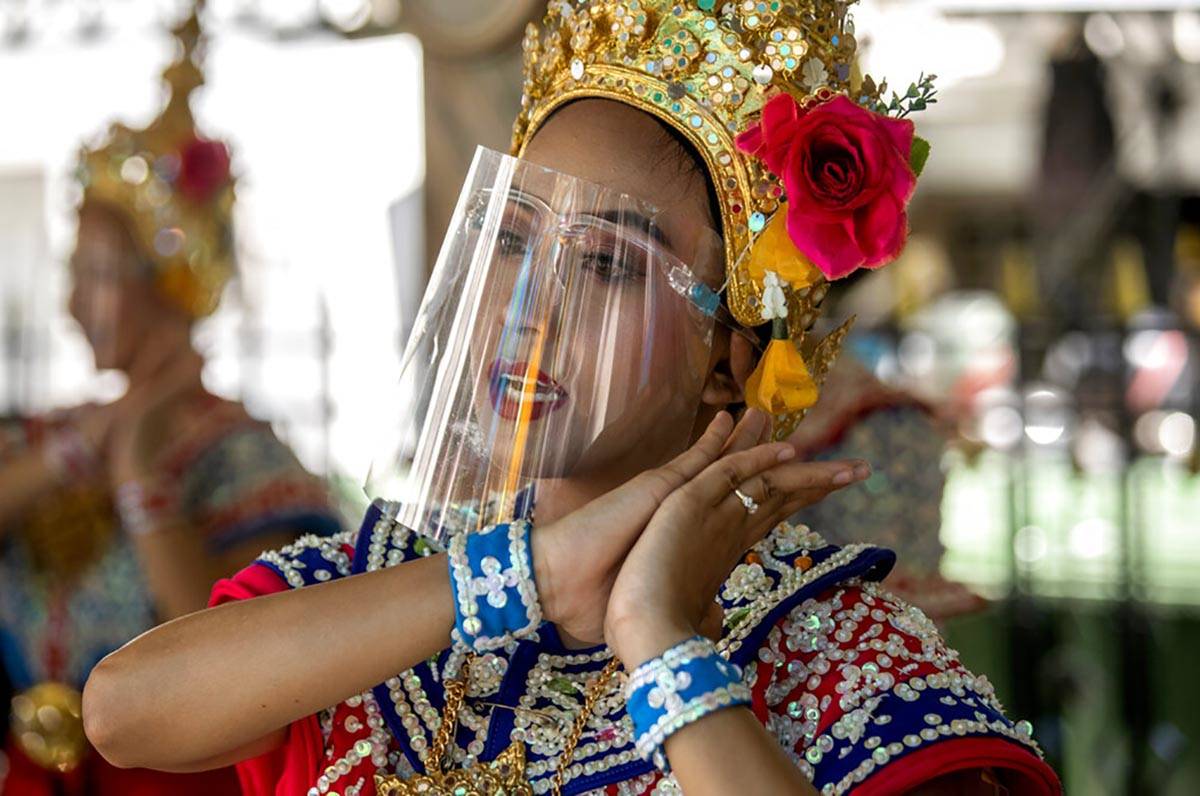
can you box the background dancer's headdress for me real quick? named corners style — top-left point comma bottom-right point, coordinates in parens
top-left (75, 0), bottom-right (235, 318)
top-left (513, 0), bottom-right (934, 437)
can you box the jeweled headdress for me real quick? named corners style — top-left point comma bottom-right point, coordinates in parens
top-left (76, 1), bottom-right (235, 318)
top-left (513, 0), bottom-right (934, 437)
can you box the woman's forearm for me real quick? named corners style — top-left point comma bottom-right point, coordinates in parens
top-left (125, 516), bottom-right (222, 620)
top-left (82, 553), bottom-right (454, 771)
top-left (666, 707), bottom-right (817, 796)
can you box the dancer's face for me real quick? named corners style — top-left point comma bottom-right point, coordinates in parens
top-left (465, 100), bottom-right (753, 483)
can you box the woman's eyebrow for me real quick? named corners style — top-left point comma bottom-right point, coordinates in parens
top-left (590, 209), bottom-right (670, 247)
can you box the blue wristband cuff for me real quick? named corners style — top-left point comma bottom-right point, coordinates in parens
top-left (447, 520), bottom-right (543, 652)
top-left (625, 636), bottom-right (752, 772)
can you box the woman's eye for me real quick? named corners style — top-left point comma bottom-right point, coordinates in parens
top-left (582, 248), bottom-right (645, 283)
top-left (582, 251), bottom-right (618, 280)
top-left (496, 229), bottom-right (527, 255)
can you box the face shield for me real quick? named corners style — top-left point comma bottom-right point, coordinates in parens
top-left (368, 147), bottom-right (729, 544)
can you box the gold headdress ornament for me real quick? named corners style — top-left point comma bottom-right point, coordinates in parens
top-left (76, 0), bottom-right (235, 318)
top-left (513, 0), bottom-right (935, 438)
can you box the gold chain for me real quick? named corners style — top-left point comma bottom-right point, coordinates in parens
top-left (430, 653), bottom-right (623, 796)
top-left (551, 657), bottom-right (622, 796)
top-left (426, 655), bottom-right (472, 770)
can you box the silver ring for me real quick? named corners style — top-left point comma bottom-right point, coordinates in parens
top-left (734, 487), bottom-right (759, 515)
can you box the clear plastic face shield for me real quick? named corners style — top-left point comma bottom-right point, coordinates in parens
top-left (368, 147), bottom-right (731, 543)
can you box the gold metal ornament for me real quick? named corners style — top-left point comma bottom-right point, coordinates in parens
top-left (10, 682), bottom-right (87, 773)
top-left (374, 655), bottom-right (621, 796)
top-left (376, 741), bottom-right (534, 796)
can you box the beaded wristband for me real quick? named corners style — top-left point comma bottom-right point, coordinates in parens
top-left (447, 520), bottom-right (543, 652)
top-left (115, 480), bottom-right (181, 537)
top-left (626, 636), bottom-right (752, 773)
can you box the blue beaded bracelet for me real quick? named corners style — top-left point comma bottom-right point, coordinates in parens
top-left (447, 520), bottom-right (543, 652)
top-left (625, 636), bottom-right (752, 772)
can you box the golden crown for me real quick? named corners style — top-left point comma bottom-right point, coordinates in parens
top-left (513, 0), bottom-right (932, 437)
top-left (76, 1), bottom-right (235, 318)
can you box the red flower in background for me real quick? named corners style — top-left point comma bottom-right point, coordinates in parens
top-left (176, 137), bottom-right (230, 203)
top-left (737, 94), bottom-right (917, 280)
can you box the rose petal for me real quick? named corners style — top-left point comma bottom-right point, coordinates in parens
top-left (877, 114), bottom-right (916, 162)
top-left (761, 93), bottom-right (800, 140)
top-left (783, 161), bottom-right (839, 223)
top-left (854, 191), bottom-right (908, 267)
top-left (787, 206), bottom-right (865, 280)
top-left (887, 153), bottom-right (919, 204)
top-left (736, 125), bottom-right (764, 156)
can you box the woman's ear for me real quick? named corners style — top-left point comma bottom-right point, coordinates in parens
top-left (700, 331), bottom-right (757, 407)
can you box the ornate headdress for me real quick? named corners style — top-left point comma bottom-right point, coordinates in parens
top-left (76, 1), bottom-right (235, 318)
top-left (513, 0), bottom-right (934, 437)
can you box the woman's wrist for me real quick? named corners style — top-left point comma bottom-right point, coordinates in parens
top-left (530, 521), bottom-right (563, 624)
top-left (609, 612), bottom-right (697, 670)
top-left (114, 478), bottom-right (182, 537)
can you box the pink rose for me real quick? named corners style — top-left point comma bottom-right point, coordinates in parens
top-left (737, 94), bottom-right (916, 280)
top-left (176, 137), bottom-right (230, 204)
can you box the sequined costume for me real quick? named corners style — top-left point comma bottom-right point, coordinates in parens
top-left (210, 503), bottom-right (1058, 796)
top-left (0, 398), bottom-right (341, 795)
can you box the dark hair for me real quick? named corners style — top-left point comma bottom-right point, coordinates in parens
top-left (651, 120), bottom-right (724, 237)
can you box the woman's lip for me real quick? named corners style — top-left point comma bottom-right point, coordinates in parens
top-left (488, 359), bottom-right (568, 421)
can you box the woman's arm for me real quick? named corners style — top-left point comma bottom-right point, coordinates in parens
top-left (668, 707), bottom-right (817, 795)
top-left (126, 522), bottom-right (301, 620)
top-left (80, 423), bottom-right (740, 772)
top-left (82, 552), bottom-right (455, 772)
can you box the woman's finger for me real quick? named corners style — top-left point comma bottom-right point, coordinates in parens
top-left (744, 491), bottom-right (839, 546)
top-left (653, 411), bottom-right (735, 488)
top-left (685, 438), bottom-right (797, 507)
top-left (715, 459), bottom-right (871, 541)
top-left (720, 408), bottom-right (770, 457)
top-left (741, 459), bottom-right (870, 503)
top-left (757, 412), bottom-right (775, 446)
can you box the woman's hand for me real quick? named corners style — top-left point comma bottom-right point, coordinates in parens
top-left (535, 410), bottom-right (867, 649)
top-left (604, 409), bottom-right (870, 667)
top-left (531, 412), bottom-right (745, 645)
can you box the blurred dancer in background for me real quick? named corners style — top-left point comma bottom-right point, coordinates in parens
top-left (0, 5), bottom-right (341, 794)
top-left (789, 354), bottom-right (984, 622)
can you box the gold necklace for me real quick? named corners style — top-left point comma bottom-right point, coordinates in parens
top-left (375, 654), bottom-right (623, 796)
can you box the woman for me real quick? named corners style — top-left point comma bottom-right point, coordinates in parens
top-left (81, 2), bottom-right (1059, 794)
top-left (0, 9), bottom-right (341, 795)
